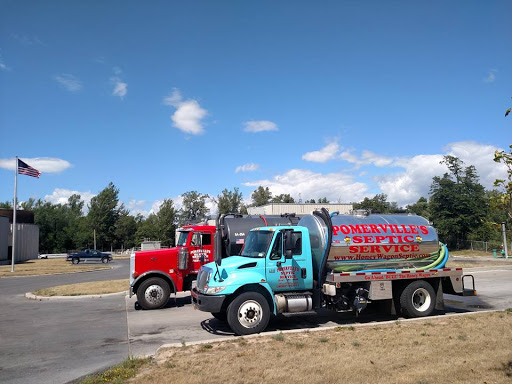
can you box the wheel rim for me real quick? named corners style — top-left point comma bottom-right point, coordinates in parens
top-left (144, 284), bottom-right (164, 305)
top-left (237, 300), bottom-right (263, 329)
top-left (411, 287), bottom-right (431, 312)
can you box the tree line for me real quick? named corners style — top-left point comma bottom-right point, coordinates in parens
top-left (1, 149), bottom-right (510, 253)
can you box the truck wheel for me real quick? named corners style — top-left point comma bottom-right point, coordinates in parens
top-left (211, 312), bottom-right (227, 322)
top-left (72, 258), bottom-right (79, 265)
top-left (137, 277), bottom-right (171, 310)
top-left (399, 280), bottom-right (435, 318)
top-left (101, 257), bottom-right (109, 264)
top-left (227, 292), bottom-right (270, 335)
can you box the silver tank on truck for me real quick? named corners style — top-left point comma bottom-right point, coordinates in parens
top-left (220, 214), bottom-right (301, 258)
top-left (298, 212), bottom-right (440, 274)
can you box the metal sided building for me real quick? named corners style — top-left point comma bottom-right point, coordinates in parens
top-left (0, 209), bottom-right (40, 263)
top-left (247, 203), bottom-right (353, 216)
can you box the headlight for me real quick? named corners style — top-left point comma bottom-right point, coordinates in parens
top-left (205, 286), bottom-right (226, 295)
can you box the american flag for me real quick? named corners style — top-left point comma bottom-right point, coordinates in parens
top-left (18, 159), bottom-right (41, 178)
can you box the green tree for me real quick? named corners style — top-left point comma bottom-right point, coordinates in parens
top-left (353, 193), bottom-right (396, 213)
top-left (429, 156), bottom-right (487, 249)
top-left (178, 191), bottom-right (209, 225)
top-left (216, 188), bottom-right (244, 214)
top-left (406, 197), bottom-right (430, 218)
top-left (115, 209), bottom-right (138, 250)
top-left (317, 197), bottom-right (329, 203)
top-left (251, 186), bottom-right (272, 206)
top-left (0, 201), bottom-right (12, 208)
top-left (87, 182), bottom-right (122, 250)
top-left (156, 199), bottom-right (177, 246)
top-left (271, 194), bottom-right (295, 203)
top-left (493, 145), bottom-right (512, 220)
top-left (135, 213), bottom-right (159, 244)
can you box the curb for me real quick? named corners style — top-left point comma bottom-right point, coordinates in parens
top-left (154, 309), bottom-right (503, 356)
top-left (25, 291), bottom-right (128, 301)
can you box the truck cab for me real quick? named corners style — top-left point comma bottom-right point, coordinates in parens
top-left (130, 225), bottom-right (215, 309)
top-left (192, 226), bottom-right (315, 334)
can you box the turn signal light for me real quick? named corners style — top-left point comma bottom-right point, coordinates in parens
top-left (132, 272), bottom-right (139, 279)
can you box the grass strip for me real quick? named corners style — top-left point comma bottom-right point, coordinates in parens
top-left (80, 357), bottom-right (152, 384)
top-left (34, 279), bottom-right (129, 296)
top-left (0, 259), bottom-right (110, 277)
top-left (131, 310), bottom-right (512, 384)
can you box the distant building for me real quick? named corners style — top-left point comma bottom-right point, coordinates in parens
top-left (247, 203), bottom-right (353, 216)
top-left (0, 209), bottom-right (40, 263)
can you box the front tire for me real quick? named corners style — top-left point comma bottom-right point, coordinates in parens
top-left (211, 312), bottom-right (227, 322)
top-left (227, 291), bottom-right (270, 335)
top-left (101, 257), bottom-right (109, 264)
top-left (137, 277), bottom-right (171, 310)
top-left (399, 280), bottom-right (435, 318)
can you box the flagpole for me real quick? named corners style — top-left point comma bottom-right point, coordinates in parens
top-left (11, 156), bottom-right (18, 272)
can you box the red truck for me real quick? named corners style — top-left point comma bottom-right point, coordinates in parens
top-left (129, 214), bottom-right (300, 309)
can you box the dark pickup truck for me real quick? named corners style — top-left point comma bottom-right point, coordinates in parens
top-left (66, 249), bottom-right (112, 264)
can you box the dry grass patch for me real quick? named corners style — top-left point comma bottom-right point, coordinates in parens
top-left (129, 311), bottom-right (512, 384)
top-left (34, 279), bottom-right (128, 296)
top-left (0, 259), bottom-right (110, 277)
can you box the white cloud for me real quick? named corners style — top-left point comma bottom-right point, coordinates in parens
top-left (0, 54), bottom-right (9, 71)
top-left (338, 148), bottom-right (394, 168)
top-left (302, 142), bottom-right (339, 163)
top-left (484, 69), bottom-right (497, 83)
top-left (11, 34), bottom-right (45, 46)
top-left (55, 74), bottom-right (82, 92)
top-left (244, 120), bottom-right (278, 133)
top-left (45, 188), bottom-right (95, 211)
top-left (127, 200), bottom-right (147, 217)
top-left (361, 150), bottom-right (394, 167)
top-left (112, 79), bottom-right (127, 98)
top-left (375, 141), bottom-right (507, 206)
top-left (0, 157), bottom-right (72, 173)
top-left (110, 67), bottom-right (127, 99)
top-left (172, 100), bottom-right (207, 135)
top-left (235, 163), bottom-right (259, 173)
top-left (163, 89), bottom-right (208, 135)
top-left (244, 169), bottom-right (368, 203)
top-left (163, 89), bottom-right (183, 107)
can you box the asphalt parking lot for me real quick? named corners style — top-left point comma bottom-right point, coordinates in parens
top-left (1, 258), bottom-right (512, 384)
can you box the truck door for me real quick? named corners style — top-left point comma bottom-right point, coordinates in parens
top-left (266, 230), bottom-right (311, 292)
top-left (190, 232), bottom-right (213, 272)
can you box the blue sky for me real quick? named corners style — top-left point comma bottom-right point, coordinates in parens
top-left (0, 1), bottom-right (510, 216)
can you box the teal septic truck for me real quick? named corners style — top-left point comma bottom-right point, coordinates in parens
top-left (191, 209), bottom-right (476, 335)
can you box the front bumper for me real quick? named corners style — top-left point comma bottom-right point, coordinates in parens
top-left (191, 288), bottom-right (226, 313)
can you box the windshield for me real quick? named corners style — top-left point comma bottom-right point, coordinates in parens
top-left (177, 231), bottom-right (190, 246)
top-left (240, 231), bottom-right (274, 258)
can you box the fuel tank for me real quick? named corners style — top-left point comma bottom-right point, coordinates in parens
top-left (298, 212), bottom-right (441, 273)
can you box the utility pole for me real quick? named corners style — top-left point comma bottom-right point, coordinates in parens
top-left (502, 222), bottom-right (509, 259)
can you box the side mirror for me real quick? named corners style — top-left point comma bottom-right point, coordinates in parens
top-left (283, 230), bottom-right (294, 259)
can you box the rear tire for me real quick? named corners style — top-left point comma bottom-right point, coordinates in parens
top-left (137, 277), bottom-right (171, 310)
top-left (227, 291), bottom-right (270, 335)
top-left (72, 258), bottom-right (79, 265)
top-left (399, 280), bottom-right (435, 318)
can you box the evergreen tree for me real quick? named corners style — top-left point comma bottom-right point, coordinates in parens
top-left (251, 186), bottom-right (272, 206)
top-left (429, 156), bottom-right (487, 249)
